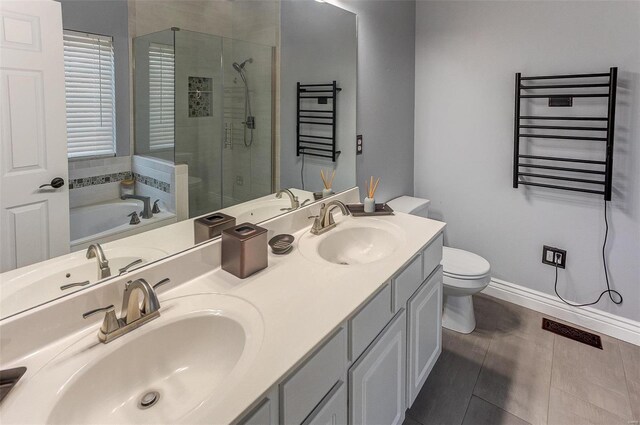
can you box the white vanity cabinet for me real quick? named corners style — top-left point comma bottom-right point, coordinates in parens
top-left (349, 309), bottom-right (407, 425)
top-left (406, 266), bottom-right (443, 406)
top-left (236, 232), bottom-right (444, 425)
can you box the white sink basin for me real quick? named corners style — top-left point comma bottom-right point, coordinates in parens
top-left (2, 294), bottom-right (264, 424)
top-left (299, 218), bottom-right (405, 266)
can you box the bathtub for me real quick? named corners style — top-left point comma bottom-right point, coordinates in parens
top-left (70, 200), bottom-right (177, 251)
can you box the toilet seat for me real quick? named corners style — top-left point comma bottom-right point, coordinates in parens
top-left (441, 247), bottom-right (491, 280)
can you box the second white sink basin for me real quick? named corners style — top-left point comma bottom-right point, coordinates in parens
top-left (2, 294), bottom-right (264, 424)
top-left (299, 218), bottom-right (405, 266)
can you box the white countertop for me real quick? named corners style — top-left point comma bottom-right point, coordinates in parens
top-left (0, 190), bottom-right (445, 424)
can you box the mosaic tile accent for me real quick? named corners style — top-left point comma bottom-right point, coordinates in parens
top-left (133, 173), bottom-right (171, 193)
top-left (68, 172), bottom-right (131, 189)
top-left (188, 76), bottom-right (213, 118)
top-left (69, 171), bottom-right (171, 193)
top-left (188, 76), bottom-right (212, 92)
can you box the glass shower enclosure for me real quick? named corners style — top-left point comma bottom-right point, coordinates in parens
top-left (134, 28), bottom-right (274, 218)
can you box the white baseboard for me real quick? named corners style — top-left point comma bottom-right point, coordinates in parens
top-left (482, 277), bottom-right (640, 346)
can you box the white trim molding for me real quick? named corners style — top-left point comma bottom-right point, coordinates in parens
top-left (483, 278), bottom-right (640, 346)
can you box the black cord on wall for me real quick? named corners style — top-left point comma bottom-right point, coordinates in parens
top-left (553, 200), bottom-right (623, 307)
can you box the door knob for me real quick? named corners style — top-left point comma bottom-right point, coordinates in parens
top-left (39, 177), bottom-right (65, 189)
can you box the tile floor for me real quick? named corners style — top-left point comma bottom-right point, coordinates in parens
top-left (404, 294), bottom-right (640, 425)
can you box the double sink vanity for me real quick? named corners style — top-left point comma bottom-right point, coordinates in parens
top-left (0, 188), bottom-right (446, 424)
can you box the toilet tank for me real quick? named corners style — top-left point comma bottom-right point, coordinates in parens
top-left (387, 196), bottom-right (430, 218)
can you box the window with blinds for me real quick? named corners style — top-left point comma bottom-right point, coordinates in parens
top-left (63, 30), bottom-right (116, 159)
top-left (148, 43), bottom-right (175, 150)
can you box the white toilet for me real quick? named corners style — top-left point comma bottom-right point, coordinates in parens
top-left (386, 196), bottom-right (491, 334)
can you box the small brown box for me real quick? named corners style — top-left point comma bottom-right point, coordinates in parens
top-left (194, 213), bottom-right (236, 244)
top-left (221, 223), bottom-right (268, 279)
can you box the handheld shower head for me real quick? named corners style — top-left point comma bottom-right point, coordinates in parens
top-left (232, 58), bottom-right (253, 73)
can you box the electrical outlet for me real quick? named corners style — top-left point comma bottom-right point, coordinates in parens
top-left (542, 245), bottom-right (566, 269)
top-left (356, 134), bottom-right (363, 155)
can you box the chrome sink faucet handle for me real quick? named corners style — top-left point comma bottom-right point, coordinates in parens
top-left (86, 243), bottom-right (111, 280)
top-left (276, 188), bottom-right (300, 210)
top-left (128, 211), bottom-right (140, 225)
top-left (118, 258), bottom-right (143, 275)
top-left (152, 199), bottom-right (161, 214)
top-left (82, 305), bottom-right (121, 341)
top-left (121, 194), bottom-right (153, 219)
top-left (311, 200), bottom-right (350, 235)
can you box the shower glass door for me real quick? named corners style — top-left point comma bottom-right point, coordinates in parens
top-left (135, 29), bottom-right (273, 219)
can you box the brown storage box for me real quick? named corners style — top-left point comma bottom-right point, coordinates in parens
top-left (221, 223), bottom-right (268, 279)
top-left (194, 213), bottom-right (236, 244)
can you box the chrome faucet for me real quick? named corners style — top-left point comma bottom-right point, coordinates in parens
top-left (311, 200), bottom-right (350, 235)
top-left (121, 194), bottom-right (153, 219)
top-left (276, 188), bottom-right (300, 211)
top-left (82, 278), bottom-right (170, 344)
top-left (86, 244), bottom-right (111, 279)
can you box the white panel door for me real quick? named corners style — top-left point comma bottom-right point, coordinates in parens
top-left (0, 0), bottom-right (70, 272)
top-left (349, 309), bottom-right (406, 425)
top-left (407, 266), bottom-right (443, 407)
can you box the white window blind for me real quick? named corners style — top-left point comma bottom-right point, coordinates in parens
top-left (148, 43), bottom-right (175, 150)
top-left (63, 30), bottom-right (116, 158)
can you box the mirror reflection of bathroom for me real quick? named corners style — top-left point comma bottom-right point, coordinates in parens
top-left (134, 29), bottom-right (274, 219)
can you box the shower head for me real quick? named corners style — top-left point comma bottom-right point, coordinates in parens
top-left (232, 58), bottom-right (253, 73)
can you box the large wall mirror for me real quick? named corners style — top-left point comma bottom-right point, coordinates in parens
top-left (0, 0), bottom-right (357, 319)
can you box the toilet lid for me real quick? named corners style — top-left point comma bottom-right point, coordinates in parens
top-left (441, 247), bottom-right (491, 279)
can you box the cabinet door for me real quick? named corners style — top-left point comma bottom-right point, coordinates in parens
top-left (407, 266), bottom-right (443, 407)
top-left (302, 380), bottom-right (347, 425)
top-left (349, 309), bottom-right (406, 425)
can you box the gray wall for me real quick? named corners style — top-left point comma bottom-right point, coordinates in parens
top-left (332, 0), bottom-right (416, 202)
top-left (59, 0), bottom-right (130, 156)
top-left (280, 0), bottom-right (357, 194)
top-left (414, 1), bottom-right (640, 321)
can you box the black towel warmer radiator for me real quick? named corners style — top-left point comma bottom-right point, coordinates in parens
top-left (297, 81), bottom-right (341, 162)
top-left (513, 67), bottom-right (617, 200)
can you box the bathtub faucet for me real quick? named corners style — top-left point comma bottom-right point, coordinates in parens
top-left (121, 194), bottom-right (153, 219)
top-left (86, 243), bottom-right (111, 280)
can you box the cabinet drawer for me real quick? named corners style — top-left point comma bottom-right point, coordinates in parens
top-left (423, 233), bottom-right (443, 281)
top-left (349, 284), bottom-right (392, 361)
top-left (302, 380), bottom-right (347, 425)
top-left (280, 327), bottom-right (347, 425)
top-left (393, 255), bottom-right (423, 312)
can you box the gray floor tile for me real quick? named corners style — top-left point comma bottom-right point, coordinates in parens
top-left (473, 333), bottom-right (552, 425)
top-left (619, 340), bottom-right (640, 382)
top-left (548, 387), bottom-right (629, 425)
top-left (462, 396), bottom-right (530, 425)
top-left (408, 329), bottom-right (488, 425)
top-left (627, 378), bottom-right (640, 422)
top-left (551, 332), bottom-right (633, 420)
top-left (403, 414), bottom-right (423, 425)
top-left (495, 302), bottom-right (554, 349)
